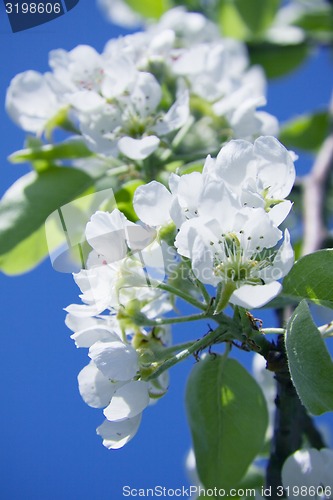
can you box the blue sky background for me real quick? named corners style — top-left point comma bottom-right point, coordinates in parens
top-left (0, 1), bottom-right (332, 498)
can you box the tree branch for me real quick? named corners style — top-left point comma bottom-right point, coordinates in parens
top-left (302, 131), bottom-right (333, 255)
top-left (265, 124), bottom-right (333, 494)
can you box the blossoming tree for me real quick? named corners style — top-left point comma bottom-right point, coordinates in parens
top-left (1, 0), bottom-right (333, 497)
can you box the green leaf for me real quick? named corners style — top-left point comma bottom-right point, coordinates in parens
top-left (286, 300), bottom-right (333, 415)
top-left (279, 111), bottom-right (329, 152)
top-left (124, 0), bottom-right (169, 19)
top-left (9, 140), bottom-right (93, 166)
top-left (218, 0), bottom-right (279, 39)
top-left (0, 226), bottom-right (48, 275)
top-left (233, 0), bottom-right (279, 37)
top-left (293, 8), bottom-right (333, 42)
top-left (283, 250), bottom-right (333, 309)
top-left (249, 42), bottom-right (308, 79)
top-left (114, 180), bottom-right (144, 221)
top-left (218, 1), bottom-right (249, 40)
top-left (0, 167), bottom-right (94, 256)
top-left (186, 355), bottom-right (268, 491)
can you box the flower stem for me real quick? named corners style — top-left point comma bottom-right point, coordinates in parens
top-left (144, 312), bottom-right (213, 327)
top-left (158, 282), bottom-right (207, 311)
top-left (214, 282), bottom-right (236, 313)
top-left (262, 322), bottom-right (333, 337)
top-left (145, 324), bottom-right (229, 381)
top-left (261, 328), bottom-right (285, 335)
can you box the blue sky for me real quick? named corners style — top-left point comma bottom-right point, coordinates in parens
top-left (0, 1), bottom-right (332, 498)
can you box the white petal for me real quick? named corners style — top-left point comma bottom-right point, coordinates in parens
top-left (97, 0), bottom-right (142, 28)
top-left (168, 173), bottom-right (180, 194)
top-left (131, 72), bottom-right (161, 117)
top-left (96, 415), bottom-right (142, 450)
top-left (6, 71), bottom-right (60, 133)
top-left (118, 135), bottom-right (160, 160)
top-left (153, 90), bottom-right (189, 135)
top-left (282, 449), bottom-right (324, 491)
top-left (65, 302), bottom-right (107, 317)
top-left (242, 208), bottom-right (282, 253)
top-left (134, 181), bottom-right (172, 226)
top-left (230, 282), bottom-right (282, 309)
top-left (267, 26), bottom-right (305, 45)
top-left (255, 111), bottom-right (279, 137)
top-left (319, 449), bottom-right (333, 488)
top-left (89, 340), bottom-right (139, 381)
top-left (68, 90), bottom-right (105, 111)
top-left (101, 58), bottom-right (136, 99)
top-left (268, 201), bottom-right (292, 227)
top-left (78, 362), bottom-right (118, 408)
top-left (215, 139), bottom-right (254, 187)
top-left (86, 210), bottom-right (129, 262)
top-left (103, 380), bottom-right (150, 420)
top-left (125, 224), bottom-right (156, 252)
top-left (260, 229), bottom-right (294, 282)
top-left (65, 314), bottom-right (98, 332)
top-left (71, 326), bottom-right (120, 348)
top-left (254, 136), bottom-right (296, 199)
top-left (65, 266), bottom-right (118, 316)
top-left (177, 172), bottom-right (203, 214)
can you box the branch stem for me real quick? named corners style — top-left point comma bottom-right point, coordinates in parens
top-left (157, 282), bottom-right (207, 311)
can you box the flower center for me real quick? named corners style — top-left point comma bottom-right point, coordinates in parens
top-left (211, 232), bottom-right (273, 286)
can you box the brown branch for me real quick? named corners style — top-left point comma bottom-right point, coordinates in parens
top-left (302, 132), bottom-right (333, 255)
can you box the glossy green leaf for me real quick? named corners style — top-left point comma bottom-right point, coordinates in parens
top-left (286, 300), bottom-right (333, 415)
top-left (186, 355), bottom-right (268, 491)
top-left (279, 111), bottom-right (329, 152)
top-left (283, 250), bottom-right (333, 309)
top-left (124, 0), bottom-right (169, 19)
top-left (0, 167), bottom-right (94, 256)
top-left (114, 180), bottom-right (144, 221)
top-left (249, 42), bottom-right (308, 78)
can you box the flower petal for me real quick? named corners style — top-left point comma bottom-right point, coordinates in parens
top-left (282, 449), bottom-right (324, 491)
top-left (96, 415), bottom-right (142, 450)
top-left (89, 340), bottom-right (139, 381)
top-left (103, 380), bottom-right (150, 420)
top-left (260, 229), bottom-right (294, 282)
top-left (134, 181), bottom-right (172, 226)
top-left (78, 362), bottom-right (118, 408)
top-left (118, 135), bottom-right (160, 160)
top-left (230, 282), bottom-right (282, 309)
top-left (254, 136), bottom-right (296, 199)
top-left (153, 90), bottom-right (189, 135)
top-left (86, 209), bottom-right (129, 262)
top-left (71, 326), bottom-right (120, 348)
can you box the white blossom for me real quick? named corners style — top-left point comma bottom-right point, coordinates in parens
top-left (5, 71), bottom-right (63, 133)
top-left (134, 137), bottom-right (295, 309)
top-left (282, 448), bottom-right (333, 499)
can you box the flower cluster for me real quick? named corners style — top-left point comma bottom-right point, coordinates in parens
top-left (6, 8), bottom-right (277, 166)
top-left (67, 136), bottom-right (295, 448)
top-left (66, 209), bottom-right (174, 448)
top-left (134, 136), bottom-right (295, 310)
